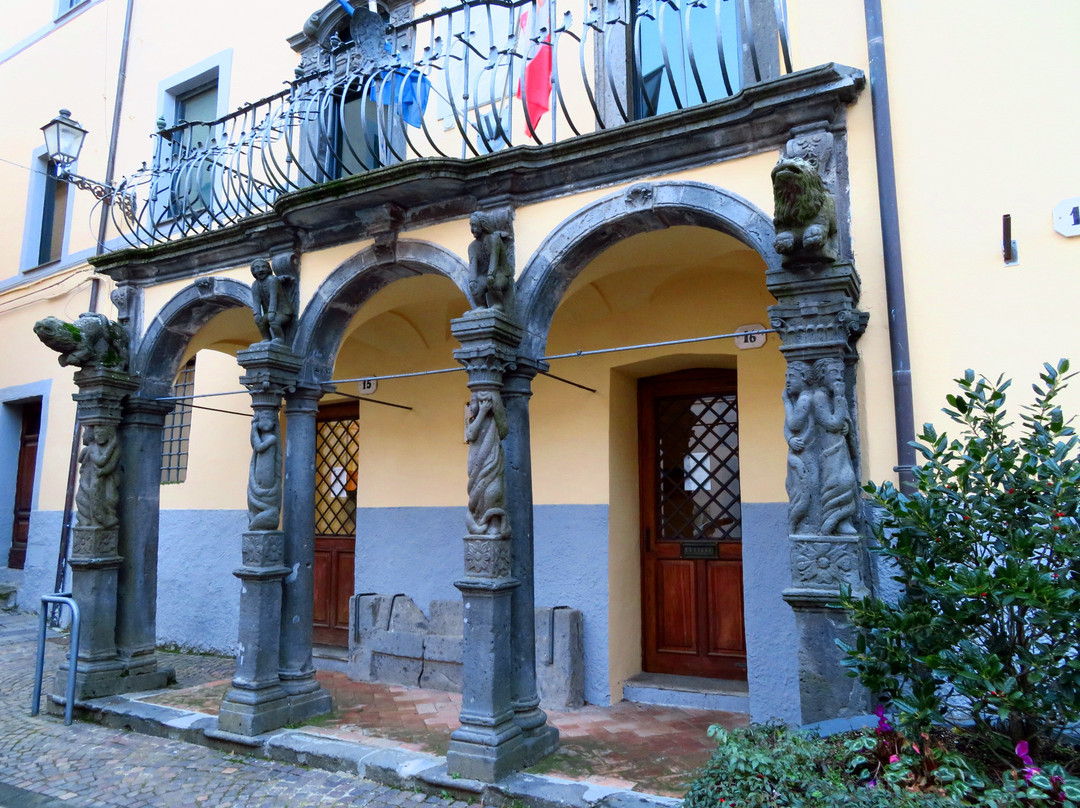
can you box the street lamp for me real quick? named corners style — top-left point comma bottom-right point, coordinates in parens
top-left (40, 109), bottom-right (133, 218)
top-left (41, 109), bottom-right (88, 167)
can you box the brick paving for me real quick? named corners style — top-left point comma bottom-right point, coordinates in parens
top-left (146, 658), bottom-right (747, 797)
top-left (0, 611), bottom-right (461, 808)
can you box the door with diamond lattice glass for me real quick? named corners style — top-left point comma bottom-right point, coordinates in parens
top-left (314, 402), bottom-right (359, 646)
top-left (639, 369), bottom-right (746, 679)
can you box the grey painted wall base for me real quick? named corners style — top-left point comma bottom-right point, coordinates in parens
top-left (356, 505), bottom-right (611, 705)
top-left (741, 502), bottom-right (801, 725)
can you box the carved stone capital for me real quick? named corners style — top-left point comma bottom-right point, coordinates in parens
top-left (769, 299), bottom-right (868, 358)
top-left (72, 369), bottom-right (138, 425)
top-left (238, 342), bottom-right (303, 395)
top-left (788, 537), bottom-right (866, 592)
top-left (464, 536), bottom-right (513, 579)
top-left (70, 526), bottom-right (121, 567)
top-left (122, 395), bottom-right (174, 427)
top-left (241, 530), bottom-right (286, 569)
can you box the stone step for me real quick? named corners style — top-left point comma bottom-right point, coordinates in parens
top-left (0, 584), bottom-right (17, 612)
top-left (622, 672), bottom-right (750, 713)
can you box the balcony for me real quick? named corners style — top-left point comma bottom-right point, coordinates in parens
top-left (110, 0), bottom-right (799, 248)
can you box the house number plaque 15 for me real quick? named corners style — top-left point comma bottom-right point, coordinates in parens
top-left (1053, 197), bottom-right (1080, 238)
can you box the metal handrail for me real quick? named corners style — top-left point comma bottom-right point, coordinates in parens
top-left (31, 593), bottom-right (81, 727)
top-left (105, 0), bottom-right (793, 248)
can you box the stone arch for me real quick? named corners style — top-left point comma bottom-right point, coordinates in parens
top-left (133, 277), bottom-right (254, 397)
top-left (292, 239), bottom-right (471, 385)
top-left (516, 181), bottom-right (779, 359)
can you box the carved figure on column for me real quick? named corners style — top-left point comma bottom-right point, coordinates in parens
top-left (783, 361), bottom-right (815, 534)
top-left (248, 409), bottom-right (283, 530)
top-left (34, 312), bottom-right (129, 370)
top-left (75, 425), bottom-right (121, 529)
top-left (812, 358), bottom-right (859, 535)
top-left (250, 258), bottom-right (296, 344)
top-left (771, 158), bottom-right (837, 266)
top-left (468, 210), bottom-right (515, 315)
top-left (465, 389), bottom-right (510, 537)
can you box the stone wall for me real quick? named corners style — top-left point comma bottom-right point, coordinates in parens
top-left (347, 594), bottom-right (585, 711)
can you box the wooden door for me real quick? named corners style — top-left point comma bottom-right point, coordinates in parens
top-left (313, 402), bottom-right (359, 647)
top-left (640, 370), bottom-right (746, 680)
top-left (8, 401), bottom-right (41, 570)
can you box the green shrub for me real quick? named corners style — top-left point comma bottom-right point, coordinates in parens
top-left (840, 361), bottom-right (1080, 757)
top-left (683, 722), bottom-right (1080, 807)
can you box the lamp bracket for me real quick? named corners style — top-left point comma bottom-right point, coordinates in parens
top-left (59, 170), bottom-right (135, 221)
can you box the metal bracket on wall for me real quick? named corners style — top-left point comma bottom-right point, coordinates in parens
top-left (1003, 214), bottom-right (1019, 265)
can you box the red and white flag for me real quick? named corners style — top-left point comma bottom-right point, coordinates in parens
top-left (516, 0), bottom-right (552, 137)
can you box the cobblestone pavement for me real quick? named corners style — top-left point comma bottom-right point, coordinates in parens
top-left (0, 611), bottom-right (461, 808)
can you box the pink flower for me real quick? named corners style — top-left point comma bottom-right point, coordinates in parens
top-left (873, 704), bottom-right (893, 734)
top-left (1016, 741), bottom-right (1041, 781)
top-left (888, 755), bottom-right (899, 764)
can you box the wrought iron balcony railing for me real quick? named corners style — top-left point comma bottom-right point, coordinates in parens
top-left (109, 0), bottom-right (792, 247)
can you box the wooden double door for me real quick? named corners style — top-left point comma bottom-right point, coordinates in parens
top-left (313, 403), bottom-right (359, 647)
top-left (639, 370), bottom-right (747, 680)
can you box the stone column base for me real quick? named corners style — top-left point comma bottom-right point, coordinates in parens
top-left (518, 722), bottom-right (559, 766)
top-left (284, 688), bottom-right (332, 725)
top-left (218, 684), bottom-right (292, 737)
top-left (448, 722), bottom-right (526, 783)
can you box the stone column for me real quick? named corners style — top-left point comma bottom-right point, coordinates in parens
top-left (278, 385), bottom-right (332, 723)
top-left (216, 343), bottom-right (299, 737)
top-left (63, 368), bottom-right (137, 700)
top-left (768, 149), bottom-right (871, 724)
top-left (447, 308), bottom-right (526, 782)
top-left (502, 362), bottom-right (559, 763)
top-left (115, 395), bottom-right (176, 690)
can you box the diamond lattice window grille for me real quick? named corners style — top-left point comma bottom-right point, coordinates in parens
top-left (655, 393), bottom-right (741, 542)
top-left (315, 418), bottom-right (359, 536)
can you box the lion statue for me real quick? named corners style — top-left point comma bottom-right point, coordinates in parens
top-left (771, 158), bottom-right (837, 266)
top-left (34, 312), bottom-right (129, 371)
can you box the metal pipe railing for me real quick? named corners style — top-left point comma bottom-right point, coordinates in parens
top-left (31, 593), bottom-right (81, 727)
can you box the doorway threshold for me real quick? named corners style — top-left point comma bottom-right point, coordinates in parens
top-left (623, 672), bottom-right (749, 714)
top-left (312, 644), bottom-right (348, 673)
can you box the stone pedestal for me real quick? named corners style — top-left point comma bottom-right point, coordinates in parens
top-left (449, 567), bottom-right (524, 782)
top-left (217, 531), bottom-right (292, 736)
top-left (279, 386), bottom-right (332, 724)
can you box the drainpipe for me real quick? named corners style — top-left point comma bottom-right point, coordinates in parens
top-left (863, 0), bottom-right (915, 492)
top-left (52, 0), bottom-right (137, 602)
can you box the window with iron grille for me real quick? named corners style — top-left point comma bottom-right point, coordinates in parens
top-left (161, 357), bottom-right (195, 483)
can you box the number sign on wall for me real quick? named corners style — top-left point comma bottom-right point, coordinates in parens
top-left (734, 324), bottom-right (768, 350)
top-left (1053, 197), bottom-right (1080, 238)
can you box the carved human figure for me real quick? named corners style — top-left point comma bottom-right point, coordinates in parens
top-left (250, 258), bottom-right (295, 344)
top-left (811, 358), bottom-right (859, 535)
top-left (75, 425), bottom-right (121, 529)
top-left (782, 361), bottom-right (815, 534)
top-left (468, 211), bottom-right (515, 314)
top-left (247, 408), bottom-right (282, 531)
top-left (464, 389), bottom-right (510, 537)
